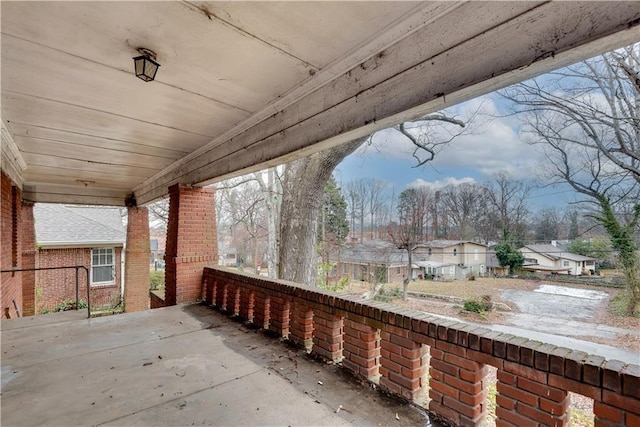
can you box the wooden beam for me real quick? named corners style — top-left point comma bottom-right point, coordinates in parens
top-left (134, 2), bottom-right (640, 205)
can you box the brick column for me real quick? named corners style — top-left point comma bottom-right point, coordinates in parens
top-left (496, 367), bottom-right (568, 427)
top-left (165, 184), bottom-right (217, 305)
top-left (253, 291), bottom-right (270, 329)
top-left (268, 296), bottom-right (290, 337)
top-left (21, 201), bottom-right (36, 316)
top-left (238, 287), bottom-right (254, 322)
top-left (429, 344), bottom-right (489, 426)
top-left (380, 326), bottom-right (428, 401)
top-left (1, 173), bottom-right (23, 319)
top-left (290, 302), bottom-right (313, 351)
top-left (312, 310), bottom-right (344, 363)
top-left (124, 206), bottom-right (150, 312)
top-left (343, 320), bottom-right (380, 381)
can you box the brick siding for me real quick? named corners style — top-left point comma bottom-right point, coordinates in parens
top-left (36, 247), bottom-right (121, 312)
top-left (124, 206), bottom-right (150, 312)
top-left (165, 184), bottom-right (217, 306)
top-left (204, 266), bottom-right (640, 427)
top-left (21, 202), bottom-right (36, 316)
top-left (1, 172), bottom-right (22, 319)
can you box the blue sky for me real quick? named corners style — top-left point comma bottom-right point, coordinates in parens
top-left (333, 94), bottom-right (578, 211)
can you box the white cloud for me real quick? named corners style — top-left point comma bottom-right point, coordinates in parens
top-left (407, 176), bottom-right (476, 190)
top-left (360, 95), bottom-right (546, 180)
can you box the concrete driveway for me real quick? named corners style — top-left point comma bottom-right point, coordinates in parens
top-left (500, 284), bottom-right (637, 342)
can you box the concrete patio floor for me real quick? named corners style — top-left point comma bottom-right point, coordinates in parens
top-left (1, 304), bottom-right (433, 427)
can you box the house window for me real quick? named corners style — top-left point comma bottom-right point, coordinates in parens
top-left (343, 263), bottom-right (348, 274)
top-left (428, 248), bottom-right (432, 256)
top-left (91, 248), bottom-right (115, 285)
top-left (396, 267), bottom-right (401, 274)
top-left (563, 260), bottom-right (570, 267)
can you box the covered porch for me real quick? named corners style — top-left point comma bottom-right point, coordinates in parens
top-left (2, 1), bottom-right (640, 426)
top-left (1, 303), bottom-right (429, 426)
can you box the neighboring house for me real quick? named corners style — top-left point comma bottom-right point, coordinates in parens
top-left (149, 226), bottom-right (166, 265)
top-left (34, 204), bottom-right (125, 312)
top-left (519, 244), bottom-right (596, 275)
top-left (331, 239), bottom-right (489, 284)
top-left (332, 240), bottom-right (412, 284)
top-left (414, 240), bottom-right (488, 280)
top-left (485, 250), bottom-right (509, 277)
top-left (218, 242), bottom-right (238, 267)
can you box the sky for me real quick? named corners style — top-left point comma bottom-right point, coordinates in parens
top-left (333, 93), bottom-right (578, 211)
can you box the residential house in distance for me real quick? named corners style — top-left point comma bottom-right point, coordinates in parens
top-left (332, 239), bottom-right (489, 284)
top-left (485, 249), bottom-right (509, 277)
top-left (149, 226), bottom-right (167, 268)
top-left (34, 204), bottom-right (125, 312)
top-left (519, 243), bottom-right (596, 275)
top-left (218, 242), bottom-right (238, 267)
top-left (415, 240), bottom-right (488, 280)
top-left (333, 240), bottom-right (411, 284)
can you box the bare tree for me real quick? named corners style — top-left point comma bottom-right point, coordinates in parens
top-left (439, 182), bottom-right (485, 240)
top-left (501, 44), bottom-right (640, 312)
top-left (533, 208), bottom-right (562, 243)
top-left (279, 138), bottom-right (367, 285)
top-left (394, 114), bottom-right (468, 167)
top-left (147, 198), bottom-right (170, 229)
top-left (484, 171), bottom-right (531, 246)
top-left (253, 167), bottom-right (283, 278)
top-left (279, 111), bottom-right (472, 286)
top-left (344, 181), bottom-right (363, 243)
top-left (345, 179), bottom-right (369, 243)
top-left (366, 179), bottom-right (387, 240)
top-left (388, 188), bottom-right (424, 300)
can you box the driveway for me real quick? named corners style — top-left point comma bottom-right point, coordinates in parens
top-left (500, 284), bottom-right (638, 341)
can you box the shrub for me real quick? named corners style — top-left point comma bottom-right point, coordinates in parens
top-left (54, 299), bottom-right (87, 312)
top-left (319, 275), bottom-right (350, 292)
top-left (463, 295), bottom-right (492, 314)
top-left (149, 270), bottom-right (165, 290)
top-left (375, 286), bottom-right (402, 302)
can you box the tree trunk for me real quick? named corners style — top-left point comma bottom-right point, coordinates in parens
top-left (254, 168), bottom-right (281, 279)
top-left (279, 137), bottom-right (366, 286)
top-left (403, 247), bottom-right (412, 300)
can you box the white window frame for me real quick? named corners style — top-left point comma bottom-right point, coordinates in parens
top-left (91, 247), bottom-right (115, 286)
top-left (562, 260), bottom-right (570, 267)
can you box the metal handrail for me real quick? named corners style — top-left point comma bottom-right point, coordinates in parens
top-left (0, 266), bottom-right (91, 318)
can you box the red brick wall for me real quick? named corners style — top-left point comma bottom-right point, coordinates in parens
top-left (21, 202), bottom-right (36, 316)
top-left (165, 184), bottom-right (217, 305)
top-left (1, 172), bottom-right (22, 319)
top-left (150, 290), bottom-right (166, 309)
top-left (124, 206), bottom-right (150, 312)
top-left (36, 247), bottom-right (121, 312)
top-left (204, 266), bottom-right (640, 427)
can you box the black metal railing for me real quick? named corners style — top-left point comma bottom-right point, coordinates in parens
top-left (0, 266), bottom-right (91, 318)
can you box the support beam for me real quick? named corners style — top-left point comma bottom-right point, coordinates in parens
top-left (124, 206), bottom-right (150, 312)
top-left (165, 184), bottom-right (217, 306)
top-left (21, 201), bottom-right (36, 316)
top-left (134, 2), bottom-right (640, 205)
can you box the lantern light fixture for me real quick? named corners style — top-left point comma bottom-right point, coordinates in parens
top-left (133, 48), bottom-right (160, 82)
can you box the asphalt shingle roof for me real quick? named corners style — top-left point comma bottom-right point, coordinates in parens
top-left (521, 244), bottom-right (595, 262)
top-left (34, 204), bottom-right (125, 247)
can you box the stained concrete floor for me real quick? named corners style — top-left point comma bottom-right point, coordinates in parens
top-left (1, 304), bottom-right (433, 427)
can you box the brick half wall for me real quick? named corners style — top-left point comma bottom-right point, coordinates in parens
top-left (204, 266), bottom-right (640, 427)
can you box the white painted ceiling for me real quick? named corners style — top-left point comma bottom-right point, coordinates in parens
top-left (2, 1), bottom-right (639, 206)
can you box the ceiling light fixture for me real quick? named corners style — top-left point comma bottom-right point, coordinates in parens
top-left (133, 48), bottom-right (160, 82)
